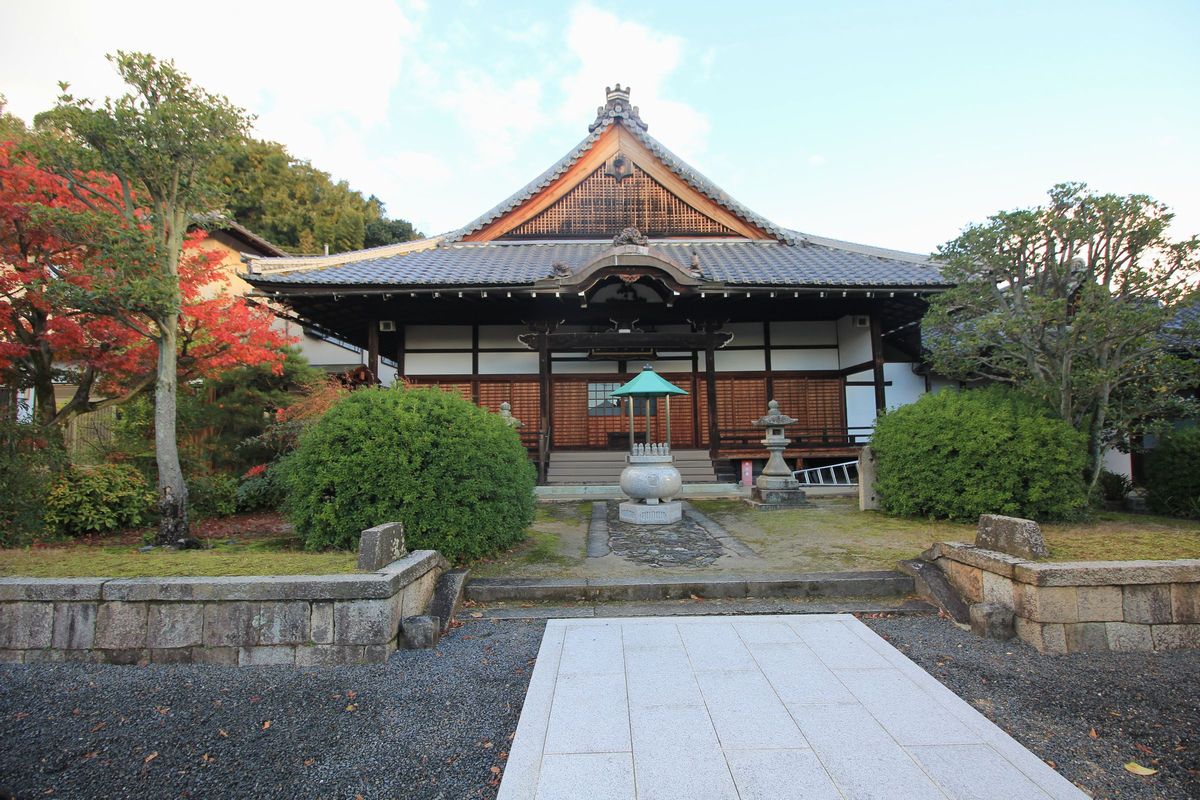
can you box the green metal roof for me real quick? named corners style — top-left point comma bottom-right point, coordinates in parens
top-left (611, 365), bottom-right (689, 397)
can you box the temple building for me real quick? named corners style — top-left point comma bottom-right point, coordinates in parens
top-left (243, 86), bottom-right (951, 483)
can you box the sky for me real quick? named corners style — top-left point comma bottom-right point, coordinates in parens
top-left (2, 0), bottom-right (1198, 254)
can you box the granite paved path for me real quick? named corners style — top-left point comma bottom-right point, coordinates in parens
top-left (497, 614), bottom-right (1088, 800)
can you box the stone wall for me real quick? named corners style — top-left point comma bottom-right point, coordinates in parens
top-left (0, 550), bottom-right (447, 666)
top-left (929, 542), bottom-right (1200, 654)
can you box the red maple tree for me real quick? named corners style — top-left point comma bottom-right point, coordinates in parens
top-left (0, 141), bottom-right (290, 428)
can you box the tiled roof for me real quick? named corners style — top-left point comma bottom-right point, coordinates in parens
top-left (247, 239), bottom-right (946, 289)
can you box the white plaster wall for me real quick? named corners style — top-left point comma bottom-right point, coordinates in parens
top-left (770, 321), bottom-right (837, 346)
top-left (883, 362), bottom-right (926, 410)
top-left (478, 325), bottom-right (527, 349)
top-left (1102, 446), bottom-right (1133, 478)
top-left (405, 352), bottom-right (472, 375)
top-left (644, 359), bottom-right (693, 373)
top-left (405, 325), bottom-right (472, 350)
top-left (772, 349), bottom-right (839, 371)
top-left (723, 323), bottom-right (764, 347)
top-left (477, 352), bottom-right (539, 374)
top-left (836, 316), bottom-right (872, 368)
top-left (714, 349), bottom-right (766, 372)
top-left (845, 385), bottom-right (878, 438)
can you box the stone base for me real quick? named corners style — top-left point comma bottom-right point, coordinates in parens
top-left (749, 486), bottom-right (808, 509)
top-left (619, 500), bottom-right (682, 525)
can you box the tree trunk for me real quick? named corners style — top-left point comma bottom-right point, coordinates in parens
top-left (153, 315), bottom-right (194, 547)
top-left (1085, 390), bottom-right (1111, 495)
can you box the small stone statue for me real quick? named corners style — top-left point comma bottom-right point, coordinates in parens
top-left (499, 401), bottom-right (522, 429)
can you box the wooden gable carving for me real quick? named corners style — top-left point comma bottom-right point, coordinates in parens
top-left (503, 162), bottom-right (737, 239)
top-left (463, 125), bottom-right (772, 242)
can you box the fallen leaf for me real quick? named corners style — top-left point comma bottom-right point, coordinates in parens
top-left (482, 740), bottom-right (493, 749)
top-left (143, 752), bottom-right (158, 764)
top-left (1088, 728), bottom-right (1098, 739)
top-left (304, 758), bottom-right (315, 767)
top-left (200, 753), bottom-right (213, 764)
top-left (470, 612), bottom-right (483, 618)
top-left (261, 720), bottom-right (272, 731)
top-left (490, 766), bottom-right (501, 775)
top-left (1135, 743), bottom-right (1154, 755)
top-left (90, 722), bottom-right (107, 733)
top-left (1124, 762), bottom-right (1158, 776)
top-left (155, 706), bottom-right (169, 715)
top-left (346, 690), bottom-right (357, 699)
top-left (13, 712), bottom-right (29, 721)
top-left (218, 729), bottom-right (228, 738)
top-left (345, 704), bottom-right (358, 712)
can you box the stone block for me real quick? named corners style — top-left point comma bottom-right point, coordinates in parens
top-left (975, 514), bottom-right (1048, 559)
top-left (100, 648), bottom-right (149, 665)
top-left (191, 646), bottom-right (238, 665)
top-left (1014, 617), bottom-right (1067, 654)
top-left (63, 650), bottom-right (106, 664)
top-left (1064, 622), bottom-right (1109, 652)
top-left (0, 578), bottom-right (105, 602)
top-left (1014, 585), bottom-right (1078, 623)
top-left (103, 573), bottom-right (397, 602)
top-left (24, 649), bottom-right (66, 663)
top-left (402, 570), bottom-right (438, 618)
top-left (858, 445), bottom-right (880, 511)
top-left (0, 650), bottom-right (23, 663)
top-left (238, 646), bottom-right (295, 666)
top-left (296, 644), bottom-right (365, 667)
top-left (333, 599), bottom-right (400, 645)
top-left (1123, 584), bottom-right (1173, 624)
top-left (969, 603), bottom-right (1014, 640)
top-left (1151, 624), bottom-right (1200, 651)
top-left (429, 569), bottom-right (468, 635)
top-left (147, 604), bottom-right (203, 649)
top-left (203, 602), bottom-right (254, 646)
top-left (931, 542), bottom-right (1024, 578)
top-left (364, 644), bottom-right (393, 663)
top-left (95, 602), bottom-right (148, 649)
top-left (980, 572), bottom-right (1014, 607)
top-left (151, 648), bottom-right (194, 664)
top-left (940, 559), bottom-right (983, 604)
top-left (1076, 586), bottom-right (1123, 622)
top-left (0, 602), bottom-right (53, 649)
top-left (52, 602), bottom-right (97, 649)
top-left (310, 602), bottom-right (333, 644)
top-left (357, 522), bottom-right (407, 571)
top-left (1014, 559), bottom-right (1200, 587)
top-left (251, 602), bottom-right (309, 645)
top-left (619, 500), bottom-right (682, 524)
top-left (1105, 622), bottom-right (1153, 652)
top-left (399, 615), bottom-right (441, 649)
top-left (1171, 583), bottom-right (1200, 623)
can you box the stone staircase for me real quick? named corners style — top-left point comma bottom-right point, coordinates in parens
top-left (546, 449), bottom-right (718, 485)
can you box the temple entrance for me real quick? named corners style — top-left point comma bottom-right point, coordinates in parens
top-left (550, 374), bottom-right (695, 450)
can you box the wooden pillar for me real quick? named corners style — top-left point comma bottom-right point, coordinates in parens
top-left (366, 320), bottom-right (379, 380)
top-left (537, 334), bottom-right (551, 483)
top-left (705, 340), bottom-right (720, 455)
top-left (870, 314), bottom-right (886, 413)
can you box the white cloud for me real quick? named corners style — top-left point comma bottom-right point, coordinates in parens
top-left (435, 74), bottom-right (547, 166)
top-left (808, 154), bottom-right (827, 167)
top-left (558, 2), bottom-right (710, 160)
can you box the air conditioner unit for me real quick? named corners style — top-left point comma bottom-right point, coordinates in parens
top-left (853, 315), bottom-right (870, 328)
top-left (378, 320), bottom-right (396, 332)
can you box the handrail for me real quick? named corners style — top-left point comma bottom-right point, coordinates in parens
top-left (716, 425), bottom-right (874, 449)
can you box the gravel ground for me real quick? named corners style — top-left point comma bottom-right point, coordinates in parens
top-left (0, 620), bottom-right (545, 800)
top-left (1, 614), bottom-right (1196, 799)
top-left (865, 614), bottom-right (1200, 800)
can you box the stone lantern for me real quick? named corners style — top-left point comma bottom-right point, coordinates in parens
top-left (750, 399), bottom-right (807, 508)
top-left (611, 365), bottom-right (688, 524)
top-left (499, 401), bottom-right (522, 429)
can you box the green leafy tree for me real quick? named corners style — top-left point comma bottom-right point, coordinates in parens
top-left (209, 139), bottom-right (420, 253)
top-left (925, 183), bottom-right (1200, 491)
top-left (35, 52), bottom-right (253, 545)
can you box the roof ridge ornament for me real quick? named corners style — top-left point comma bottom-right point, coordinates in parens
top-left (612, 226), bottom-right (649, 247)
top-left (589, 84), bottom-right (648, 132)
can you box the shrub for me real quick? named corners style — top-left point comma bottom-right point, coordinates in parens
top-left (44, 463), bottom-right (155, 535)
top-left (1096, 469), bottom-right (1134, 504)
top-left (0, 421), bottom-right (67, 547)
top-left (188, 473), bottom-right (239, 518)
top-left (279, 386), bottom-right (536, 559)
top-left (1145, 426), bottom-right (1200, 518)
top-left (871, 387), bottom-right (1087, 521)
top-left (236, 465), bottom-right (285, 512)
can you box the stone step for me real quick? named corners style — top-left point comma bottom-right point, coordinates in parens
top-left (465, 595), bottom-right (933, 620)
top-left (465, 571), bottom-right (916, 603)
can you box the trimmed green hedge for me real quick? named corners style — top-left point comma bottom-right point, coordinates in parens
top-left (871, 387), bottom-right (1087, 521)
top-left (1145, 426), bottom-right (1200, 518)
top-left (279, 386), bottom-right (536, 560)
